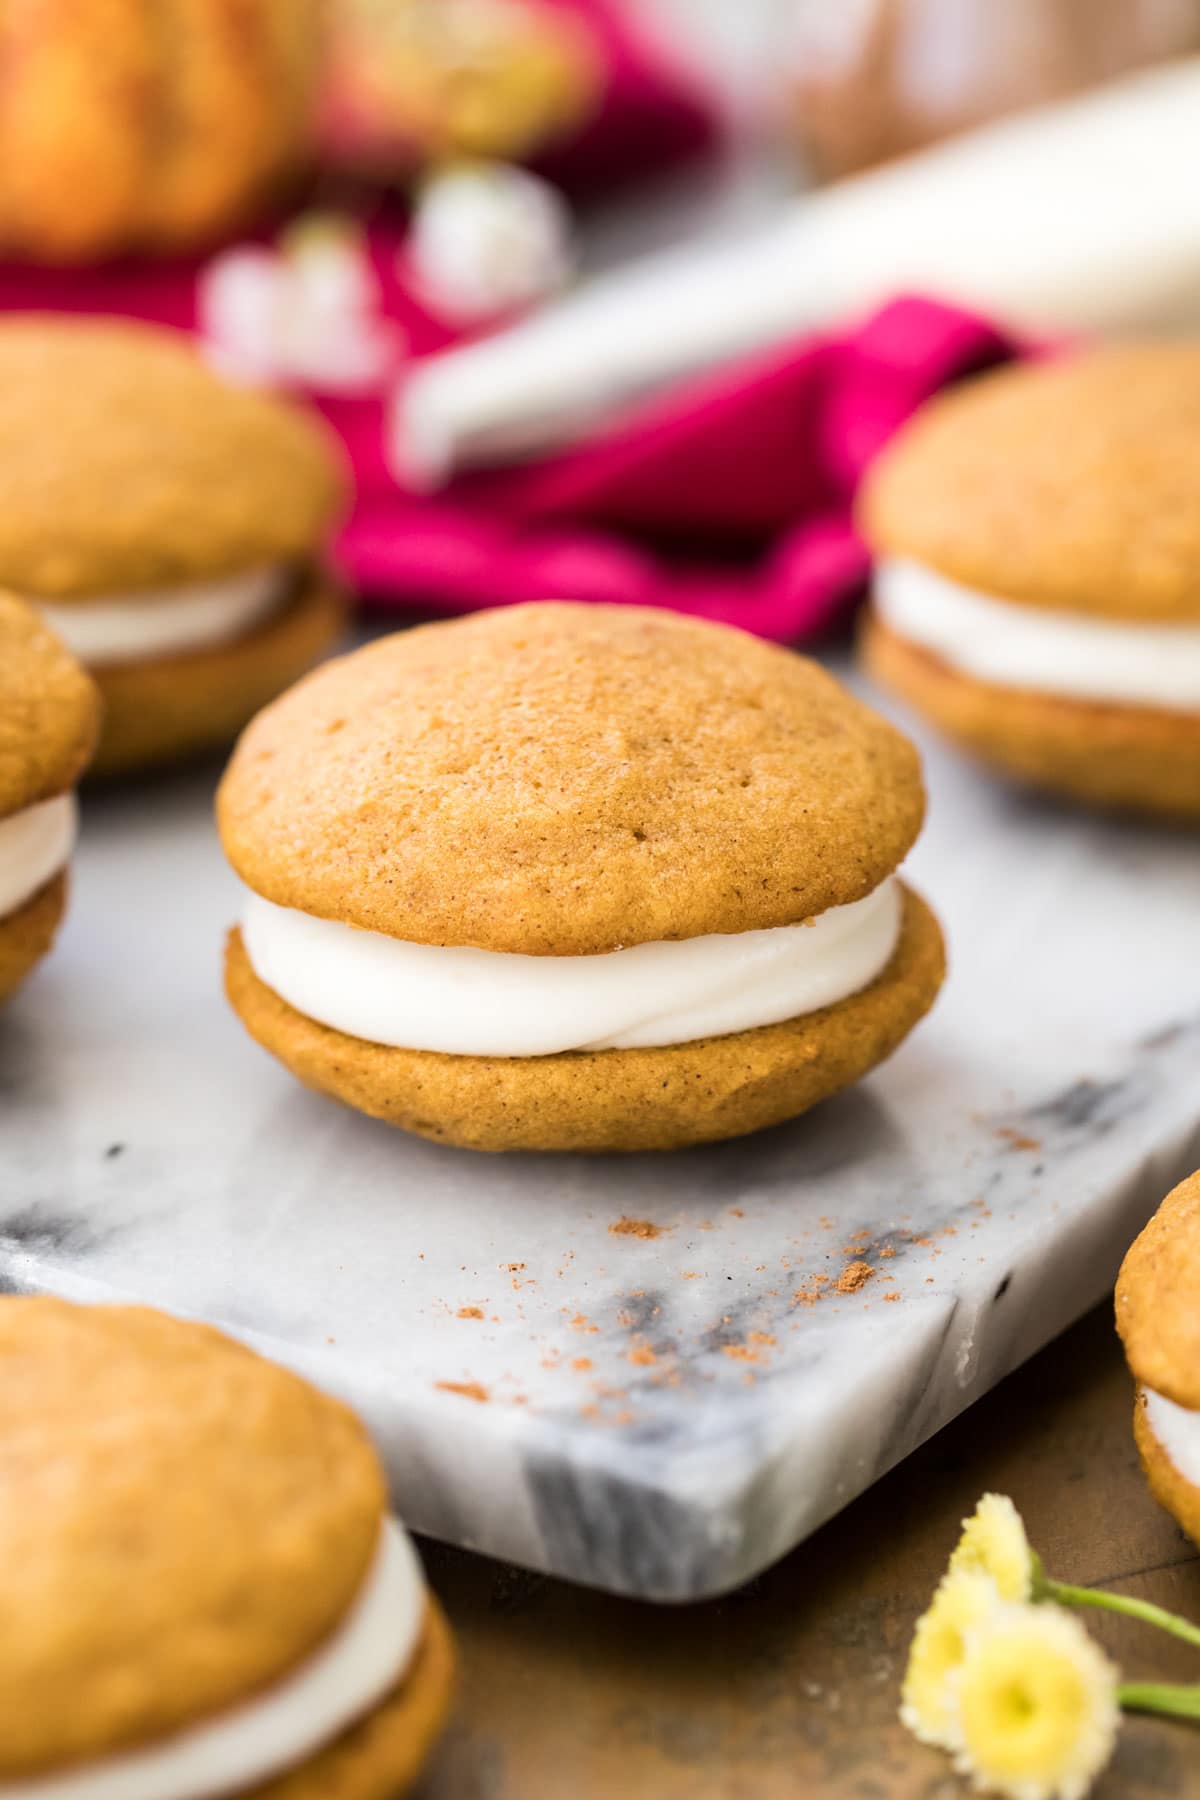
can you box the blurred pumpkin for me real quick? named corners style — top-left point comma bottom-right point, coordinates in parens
top-left (318, 0), bottom-right (601, 178)
top-left (0, 0), bottom-right (321, 263)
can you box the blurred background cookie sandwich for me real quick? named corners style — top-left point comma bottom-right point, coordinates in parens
top-left (0, 316), bottom-right (346, 778)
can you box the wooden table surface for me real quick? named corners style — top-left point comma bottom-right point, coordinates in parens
top-left (418, 1305), bottom-right (1200, 1798)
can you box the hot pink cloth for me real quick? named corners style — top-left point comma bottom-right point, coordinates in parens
top-left (337, 296), bottom-right (1017, 641)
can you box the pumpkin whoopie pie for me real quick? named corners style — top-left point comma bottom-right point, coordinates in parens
top-left (0, 595), bottom-right (99, 1004)
top-left (1116, 1170), bottom-right (1200, 1547)
top-left (859, 346), bottom-right (1200, 819)
top-left (0, 1296), bottom-right (454, 1798)
top-left (0, 316), bottom-right (346, 777)
top-left (218, 602), bottom-right (945, 1153)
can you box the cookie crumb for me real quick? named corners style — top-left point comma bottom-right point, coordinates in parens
top-left (837, 1260), bottom-right (875, 1294)
top-left (996, 1127), bottom-right (1041, 1151)
top-left (435, 1380), bottom-right (490, 1403)
top-left (610, 1217), bottom-right (665, 1239)
top-left (456, 1306), bottom-right (484, 1320)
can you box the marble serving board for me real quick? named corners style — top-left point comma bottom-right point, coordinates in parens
top-left (2, 680), bottom-right (1198, 1602)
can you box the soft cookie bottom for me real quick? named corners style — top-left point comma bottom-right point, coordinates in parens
top-left (90, 575), bottom-right (345, 778)
top-left (248, 1599), bottom-right (455, 1800)
top-left (863, 615), bottom-right (1200, 821)
top-left (0, 872), bottom-right (66, 1005)
top-left (1133, 1392), bottom-right (1200, 1551)
top-left (225, 884), bottom-right (945, 1153)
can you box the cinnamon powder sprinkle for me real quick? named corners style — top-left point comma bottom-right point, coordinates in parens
top-left (456, 1306), bottom-right (484, 1319)
top-left (837, 1260), bottom-right (876, 1294)
top-left (996, 1127), bottom-right (1041, 1151)
top-left (435, 1380), bottom-right (490, 1403)
top-left (628, 1346), bottom-right (658, 1367)
top-left (571, 1357), bottom-right (593, 1372)
top-left (609, 1217), bottom-right (665, 1239)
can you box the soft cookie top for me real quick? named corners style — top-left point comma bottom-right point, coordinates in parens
top-left (0, 1297), bottom-right (387, 1777)
top-left (1116, 1170), bottom-right (1200, 1411)
top-left (0, 316), bottom-right (346, 599)
top-left (0, 593), bottom-right (100, 815)
top-left (861, 346), bottom-right (1200, 622)
top-left (219, 601), bottom-right (925, 956)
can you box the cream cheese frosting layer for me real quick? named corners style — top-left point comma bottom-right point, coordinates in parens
top-left (5, 1518), bottom-right (425, 1800)
top-left (875, 559), bottom-right (1200, 709)
top-left (240, 876), bottom-right (904, 1057)
top-left (0, 794), bottom-right (77, 921)
top-left (38, 568), bottom-right (288, 668)
top-left (1143, 1387), bottom-right (1200, 1491)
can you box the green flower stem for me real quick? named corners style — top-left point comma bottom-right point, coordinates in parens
top-left (1119, 1681), bottom-right (1200, 1721)
top-left (1040, 1578), bottom-right (1200, 1651)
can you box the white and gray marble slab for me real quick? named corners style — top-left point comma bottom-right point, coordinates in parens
top-left (2, 678), bottom-right (1198, 1601)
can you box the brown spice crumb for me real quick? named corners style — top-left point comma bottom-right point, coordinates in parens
top-left (997, 1127), bottom-right (1041, 1151)
top-left (729, 1207), bottom-right (745, 1218)
top-left (880, 1246), bottom-right (896, 1259)
top-left (628, 1346), bottom-right (658, 1367)
top-left (610, 1217), bottom-right (665, 1239)
top-left (837, 1260), bottom-right (876, 1294)
top-left (570, 1314), bottom-right (598, 1333)
top-left (748, 1331), bottom-right (776, 1347)
top-left (436, 1380), bottom-right (489, 1403)
top-left (571, 1357), bottom-right (593, 1372)
top-left (456, 1306), bottom-right (484, 1320)
top-left (721, 1344), bottom-right (760, 1364)
top-left (883, 1292), bottom-right (902, 1304)
top-left (503, 1262), bottom-right (526, 1272)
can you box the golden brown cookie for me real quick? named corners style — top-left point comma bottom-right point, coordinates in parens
top-left (220, 603), bottom-right (925, 955)
top-left (0, 1296), bottom-right (453, 1792)
top-left (0, 875), bottom-right (68, 1007)
top-left (0, 596), bottom-right (99, 1001)
top-left (0, 592), bottom-right (100, 816)
top-left (1117, 1172), bottom-right (1200, 1547)
top-left (226, 883), bottom-right (944, 1152)
top-left (92, 575), bottom-right (345, 779)
top-left (862, 347), bottom-right (1200, 622)
top-left (1132, 1394), bottom-right (1200, 1550)
top-left (0, 317), bottom-right (347, 774)
top-left (863, 616), bottom-right (1200, 822)
top-left (251, 1602), bottom-right (455, 1800)
top-left (0, 319), bottom-right (341, 596)
top-left (219, 602), bottom-right (943, 1152)
top-left (1116, 1171), bottom-right (1200, 1410)
top-left (858, 347), bottom-right (1200, 817)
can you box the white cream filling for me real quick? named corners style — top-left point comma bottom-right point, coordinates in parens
top-left (5, 1518), bottom-right (425, 1800)
top-left (0, 794), bottom-right (77, 921)
top-left (241, 875), bottom-right (904, 1058)
top-left (875, 558), bottom-right (1200, 709)
top-left (1143, 1388), bottom-right (1200, 1492)
top-left (37, 568), bottom-right (288, 668)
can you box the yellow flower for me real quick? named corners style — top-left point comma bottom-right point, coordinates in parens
top-left (950, 1493), bottom-right (1034, 1602)
top-left (901, 1568), bottom-right (1003, 1748)
top-left (949, 1603), bottom-right (1120, 1800)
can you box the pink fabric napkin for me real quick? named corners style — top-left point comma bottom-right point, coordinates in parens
top-left (338, 296), bottom-right (1017, 642)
